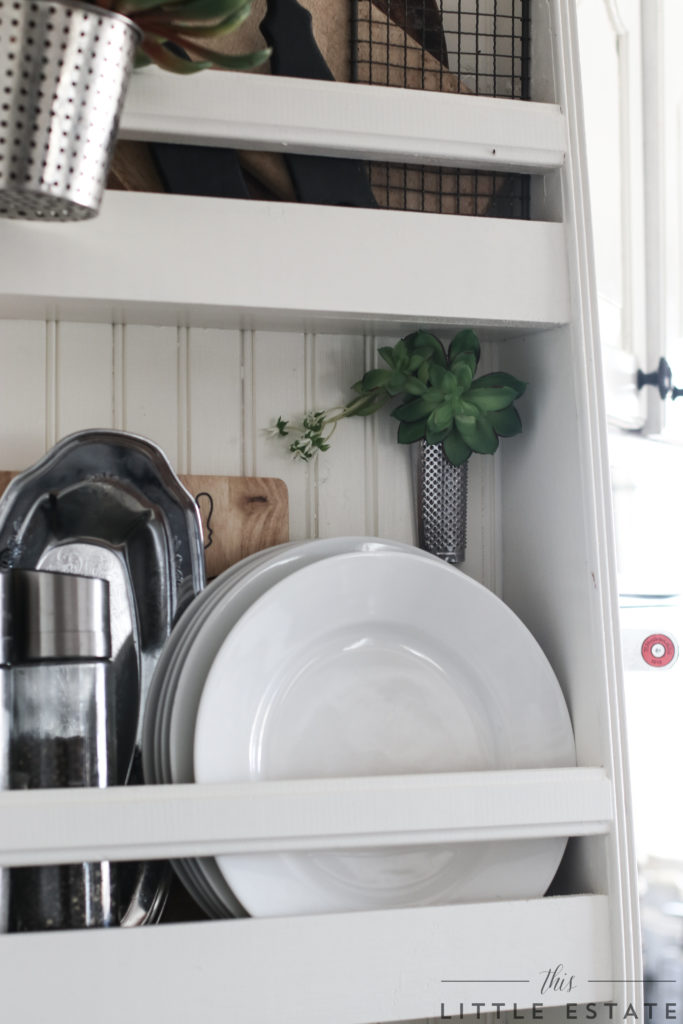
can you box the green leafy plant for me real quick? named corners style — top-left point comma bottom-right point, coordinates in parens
top-left (271, 329), bottom-right (526, 467)
top-left (93, 0), bottom-right (271, 73)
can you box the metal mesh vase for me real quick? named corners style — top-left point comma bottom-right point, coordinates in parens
top-left (416, 440), bottom-right (468, 564)
top-left (0, 0), bottom-right (140, 221)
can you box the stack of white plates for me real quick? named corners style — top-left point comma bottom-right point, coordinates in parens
top-left (142, 537), bottom-right (576, 919)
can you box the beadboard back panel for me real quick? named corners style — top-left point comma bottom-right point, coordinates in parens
top-left (0, 319), bottom-right (499, 590)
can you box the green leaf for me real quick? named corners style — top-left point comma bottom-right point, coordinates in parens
top-left (385, 370), bottom-right (409, 396)
top-left (424, 424), bottom-right (451, 445)
top-left (471, 372), bottom-right (527, 398)
top-left (454, 412), bottom-right (499, 455)
top-left (377, 346), bottom-right (397, 370)
top-left (177, 40), bottom-right (271, 68)
top-left (448, 329), bottom-right (480, 368)
top-left (428, 364), bottom-right (448, 389)
top-left (138, 38), bottom-right (213, 71)
top-left (427, 405), bottom-right (454, 434)
top-left (442, 430), bottom-right (472, 466)
top-left (402, 377), bottom-right (428, 396)
top-left (415, 345), bottom-right (447, 368)
top-left (349, 391), bottom-right (390, 417)
top-left (117, 0), bottom-right (171, 13)
top-left (392, 396), bottom-right (438, 423)
top-left (397, 420), bottom-right (427, 444)
top-left (392, 338), bottom-right (409, 370)
top-left (358, 368), bottom-right (393, 391)
top-left (450, 351), bottom-right (477, 377)
top-left (165, 4), bottom-right (252, 36)
top-left (439, 370), bottom-right (461, 394)
top-left (450, 362), bottom-right (473, 392)
top-left (488, 405), bottom-right (523, 437)
top-left (466, 385), bottom-right (518, 413)
top-left (405, 331), bottom-right (447, 367)
top-left (157, 0), bottom-right (248, 18)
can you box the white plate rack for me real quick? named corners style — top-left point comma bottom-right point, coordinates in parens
top-left (0, 1), bottom-right (641, 1021)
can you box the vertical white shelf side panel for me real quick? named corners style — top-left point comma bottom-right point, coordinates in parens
top-left (557, 0), bottom-right (641, 1009)
top-left (515, 0), bottom-right (641, 1014)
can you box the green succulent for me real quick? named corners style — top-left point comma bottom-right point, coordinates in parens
top-left (96, 0), bottom-right (271, 74)
top-left (270, 329), bottom-right (526, 467)
top-left (360, 329), bottom-right (526, 465)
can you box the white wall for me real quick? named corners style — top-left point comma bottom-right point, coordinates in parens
top-left (0, 320), bottom-right (503, 588)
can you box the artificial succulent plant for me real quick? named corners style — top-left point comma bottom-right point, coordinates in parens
top-left (271, 329), bottom-right (527, 467)
top-left (95, 0), bottom-right (270, 73)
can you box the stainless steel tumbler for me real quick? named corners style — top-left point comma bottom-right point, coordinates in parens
top-left (8, 569), bottom-right (117, 931)
top-left (0, 572), bottom-right (12, 933)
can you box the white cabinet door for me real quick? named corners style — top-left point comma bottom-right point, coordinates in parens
top-left (576, 0), bottom-right (647, 430)
top-left (577, 0), bottom-right (683, 436)
top-left (643, 0), bottom-right (683, 439)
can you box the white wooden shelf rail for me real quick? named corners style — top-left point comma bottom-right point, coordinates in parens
top-left (120, 67), bottom-right (568, 174)
top-left (0, 68), bottom-right (570, 332)
top-left (0, 767), bottom-right (612, 866)
top-left (0, 764), bottom-right (617, 1024)
top-left (0, 192), bottom-right (570, 331)
top-left (0, 895), bottom-right (613, 1024)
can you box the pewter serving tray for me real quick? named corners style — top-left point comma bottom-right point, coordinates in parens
top-left (0, 429), bottom-right (206, 925)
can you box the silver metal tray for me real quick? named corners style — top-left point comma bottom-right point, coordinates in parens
top-left (0, 429), bottom-right (206, 925)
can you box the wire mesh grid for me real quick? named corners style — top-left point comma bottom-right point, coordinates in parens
top-left (351, 0), bottom-right (530, 217)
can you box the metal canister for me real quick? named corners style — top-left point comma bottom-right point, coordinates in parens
top-left (0, 0), bottom-right (140, 220)
top-left (8, 569), bottom-right (117, 931)
top-left (416, 440), bottom-right (469, 564)
top-left (0, 572), bottom-right (12, 932)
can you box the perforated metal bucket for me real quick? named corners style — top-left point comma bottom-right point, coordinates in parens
top-left (0, 0), bottom-right (140, 220)
top-left (416, 440), bottom-right (468, 564)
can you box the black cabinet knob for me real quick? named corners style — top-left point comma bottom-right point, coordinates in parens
top-left (637, 357), bottom-right (673, 399)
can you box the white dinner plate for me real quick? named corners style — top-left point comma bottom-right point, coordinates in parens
top-left (161, 548), bottom-right (298, 920)
top-left (145, 539), bottom-right (412, 916)
top-left (158, 545), bottom-right (296, 783)
top-left (167, 538), bottom-right (417, 787)
top-left (194, 549), bottom-right (576, 917)
top-left (166, 539), bottom-right (420, 916)
top-left (144, 547), bottom-right (295, 917)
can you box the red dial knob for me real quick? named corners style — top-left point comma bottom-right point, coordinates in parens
top-left (641, 633), bottom-right (676, 668)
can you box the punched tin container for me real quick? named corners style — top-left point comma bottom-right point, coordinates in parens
top-left (0, 0), bottom-right (140, 220)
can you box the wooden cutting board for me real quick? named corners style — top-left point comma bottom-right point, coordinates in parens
top-left (181, 474), bottom-right (288, 578)
top-left (0, 472), bottom-right (289, 581)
